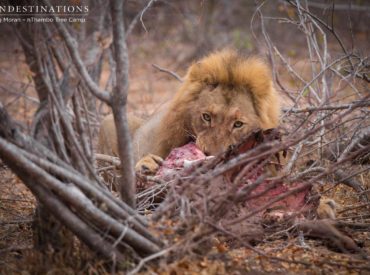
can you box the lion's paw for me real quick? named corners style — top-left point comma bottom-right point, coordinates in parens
top-left (135, 154), bottom-right (163, 175)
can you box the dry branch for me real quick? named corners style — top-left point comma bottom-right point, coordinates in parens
top-left (0, 103), bottom-right (162, 256)
top-left (152, 64), bottom-right (184, 82)
top-left (1, 1), bottom-right (369, 272)
top-left (110, 0), bottom-right (136, 207)
top-left (44, 0), bottom-right (111, 103)
top-left (0, 137), bottom-right (125, 260)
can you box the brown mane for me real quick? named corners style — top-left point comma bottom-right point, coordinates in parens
top-left (170, 49), bottom-right (280, 129)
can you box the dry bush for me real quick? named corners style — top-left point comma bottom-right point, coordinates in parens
top-left (0, 0), bottom-right (369, 274)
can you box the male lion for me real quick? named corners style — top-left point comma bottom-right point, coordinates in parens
top-left (98, 49), bottom-right (281, 174)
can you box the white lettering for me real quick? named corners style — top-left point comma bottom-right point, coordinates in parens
top-left (69, 17), bottom-right (85, 23)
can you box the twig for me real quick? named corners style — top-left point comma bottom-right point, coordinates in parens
top-left (140, 0), bottom-right (157, 33)
top-left (42, 0), bottom-right (111, 103)
top-left (96, 153), bottom-right (121, 166)
top-left (284, 101), bottom-right (370, 113)
top-left (338, 203), bottom-right (370, 214)
top-left (152, 64), bottom-right (183, 82)
top-left (127, 247), bottom-right (172, 275)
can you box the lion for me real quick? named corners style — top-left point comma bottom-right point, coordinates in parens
top-left (98, 49), bottom-right (281, 174)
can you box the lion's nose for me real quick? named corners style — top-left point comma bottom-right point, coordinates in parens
top-left (203, 150), bottom-right (211, 156)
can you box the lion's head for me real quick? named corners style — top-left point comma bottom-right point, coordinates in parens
top-left (172, 49), bottom-right (281, 155)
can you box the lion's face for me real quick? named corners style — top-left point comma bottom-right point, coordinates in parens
top-left (190, 85), bottom-right (260, 156)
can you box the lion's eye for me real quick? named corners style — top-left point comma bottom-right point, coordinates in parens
top-left (202, 113), bottom-right (211, 122)
top-left (233, 121), bottom-right (244, 128)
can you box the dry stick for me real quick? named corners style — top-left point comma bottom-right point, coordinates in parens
top-left (330, 67), bottom-right (364, 97)
top-left (295, 115), bottom-right (367, 161)
top-left (210, 161), bottom-right (268, 219)
top-left (289, 167), bottom-right (326, 182)
top-left (0, 102), bottom-right (143, 226)
top-left (338, 126), bottom-right (370, 163)
top-left (272, 45), bottom-right (320, 104)
top-left (211, 215), bottom-right (366, 265)
top-left (78, 88), bottom-right (95, 163)
top-left (42, 52), bottom-right (88, 174)
top-left (126, 11), bottom-right (142, 38)
top-left (72, 95), bottom-right (93, 162)
top-left (139, 0), bottom-right (157, 33)
top-left (0, 220), bottom-right (33, 225)
top-left (227, 145), bottom-right (370, 227)
top-left (45, 73), bottom-right (104, 185)
top-left (43, 0), bottom-right (110, 104)
top-left (285, 101), bottom-right (370, 113)
top-left (338, 203), bottom-right (370, 214)
top-left (205, 220), bottom-right (312, 267)
top-left (290, 156), bottom-right (368, 195)
top-left (17, 127), bottom-right (146, 225)
top-left (306, 1), bottom-right (370, 11)
top-left (20, 148), bottom-right (158, 245)
top-left (298, 0), bottom-right (327, 101)
top-left (252, 4), bottom-right (295, 102)
top-left (21, 132), bottom-right (144, 225)
top-left (286, 0), bottom-right (354, 70)
top-left (336, 221), bottom-right (370, 230)
top-left (152, 64), bottom-right (183, 82)
top-left (18, 130), bottom-right (77, 173)
top-left (125, 0), bottom-right (161, 40)
top-left (153, 142), bottom-right (314, 220)
top-left (0, 86), bottom-right (39, 105)
top-left (317, 168), bottom-right (369, 200)
top-left (49, 106), bottom-right (71, 164)
top-left (285, 55), bottom-right (349, 113)
top-left (0, 140), bottom-right (124, 261)
top-left (40, 47), bottom-right (105, 185)
top-left (284, 141), bottom-right (303, 174)
top-left (96, 153), bottom-right (121, 166)
top-left (154, 97), bottom-right (369, 220)
top-left (97, 165), bottom-right (116, 173)
top-left (127, 247), bottom-right (173, 275)
top-left (241, 96), bottom-right (369, 177)
top-left (337, 214), bottom-right (370, 221)
top-left (0, 138), bottom-right (160, 255)
top-left (334, 169), bottom-right (367, 194)
top-left (110, 0), bottom-right (136, 207)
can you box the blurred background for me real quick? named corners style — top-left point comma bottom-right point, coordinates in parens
top-left (0, 0), bottom-right (368, 126)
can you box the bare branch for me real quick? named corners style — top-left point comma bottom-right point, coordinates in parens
top-left (41, 0), bottom-right (111, 103)
top-left (152, 64), bottom-right (183, 82)
top-left (140, 0), bottom-right (157, 33)
top-left (284, 101), bottom-right (370, 113)
top-left (110, 0), bottom-right (136, 207)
